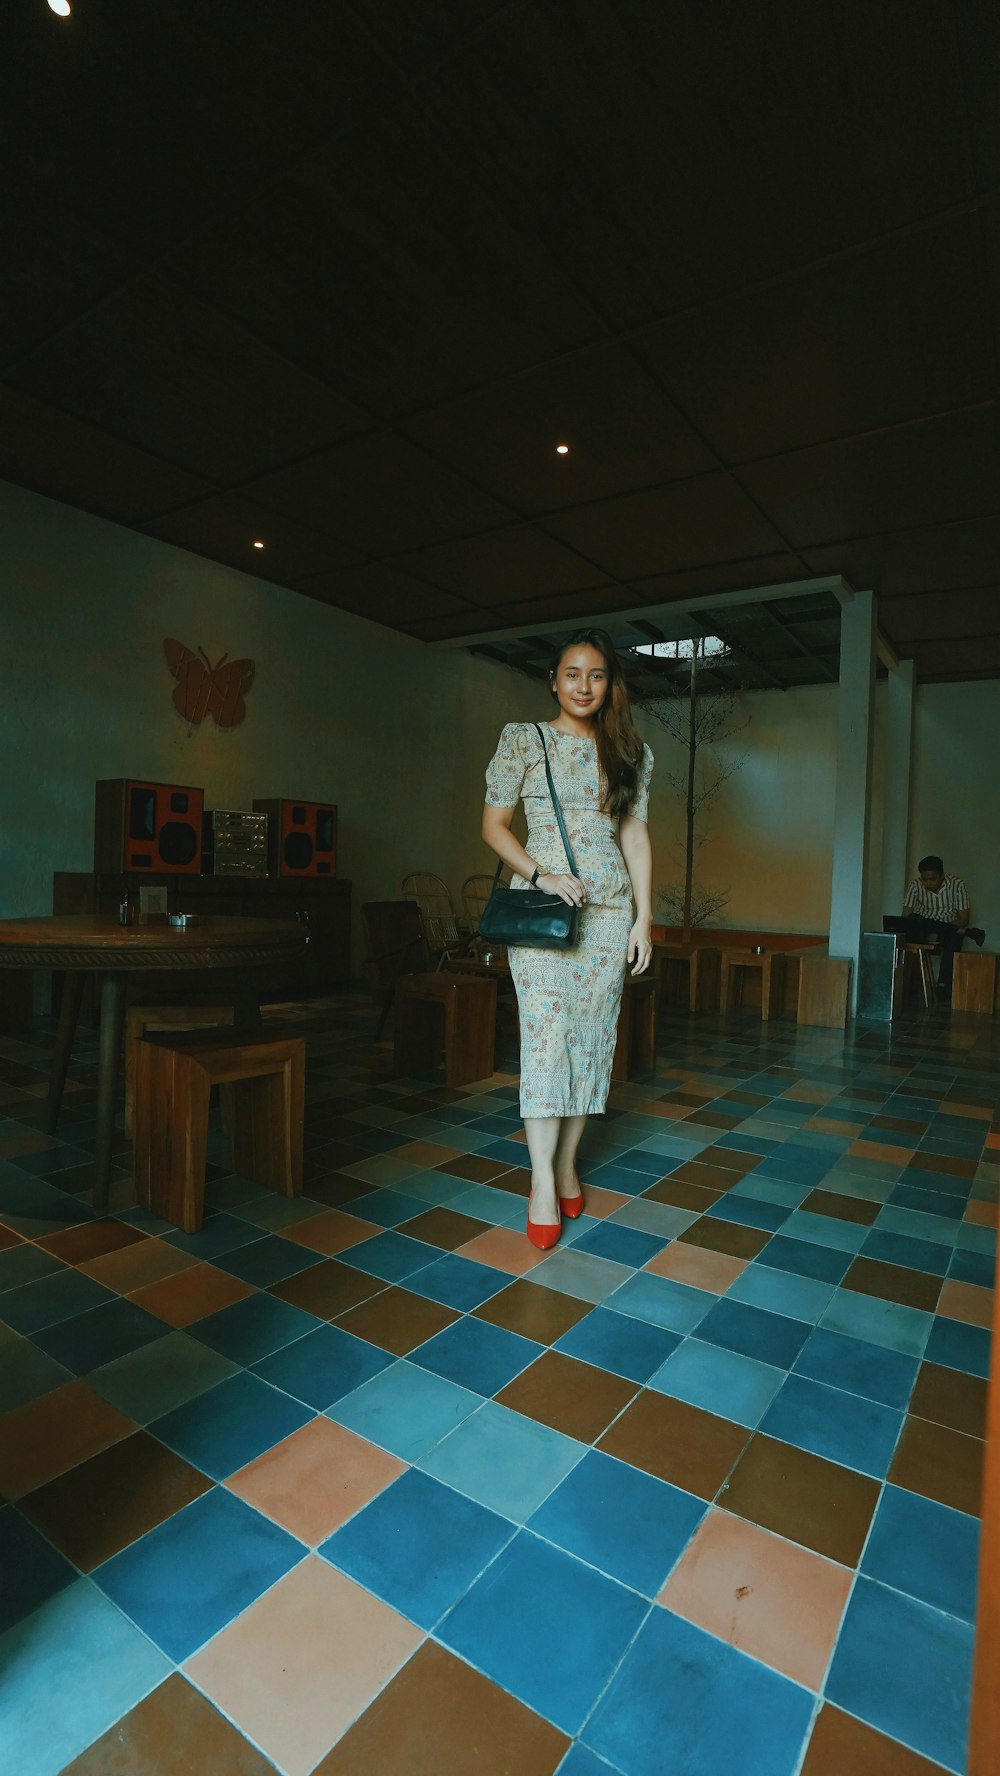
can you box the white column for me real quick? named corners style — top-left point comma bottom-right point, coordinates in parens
top-left (879, 659), bottom-right (915, 917)
top-left (829, 589), bottom-right (877, 1011)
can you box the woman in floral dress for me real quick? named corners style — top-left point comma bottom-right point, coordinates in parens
top-left (482, 629), bottom-right (653, 1247)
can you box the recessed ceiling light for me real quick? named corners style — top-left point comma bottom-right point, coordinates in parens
top-left (252, 539), bottom-right (265, 550)
top-left (555, 443), bottom-right (570, 455)
top-left (48, 0), bottom-right (72, 15)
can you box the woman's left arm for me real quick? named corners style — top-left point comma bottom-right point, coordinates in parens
top-left (619, 814), bottom-right (653, 976)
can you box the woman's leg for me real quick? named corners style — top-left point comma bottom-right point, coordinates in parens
top-left (553, 1113), bottom-right (588, 1202)
top-left (523, 1115), bottom-right (562, 1225)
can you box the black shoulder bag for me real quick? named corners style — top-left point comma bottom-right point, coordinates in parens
top-left (479, 723), bottom-right (581, 951)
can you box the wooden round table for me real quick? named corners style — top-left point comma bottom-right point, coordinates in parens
top-left (0, 914), bottom-right (308, 1209)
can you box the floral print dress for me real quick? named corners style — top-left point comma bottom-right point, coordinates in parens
top-left (484, 722), bottom-right (654, 1117)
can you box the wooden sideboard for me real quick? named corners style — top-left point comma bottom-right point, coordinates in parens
top-left (52, 872), bottom-right (351, 1004)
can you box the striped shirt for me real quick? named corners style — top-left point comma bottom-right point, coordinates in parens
top-left (904, 874), bottom-right (969, 922)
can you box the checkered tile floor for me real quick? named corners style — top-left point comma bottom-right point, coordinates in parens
top-left (0, 991), bottom-right (994, 1775)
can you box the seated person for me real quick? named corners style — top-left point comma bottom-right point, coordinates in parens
top-left (899, 854), bottom-right (985, 998)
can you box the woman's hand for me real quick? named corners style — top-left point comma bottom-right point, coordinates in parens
top-left (538, 872), bottom-right (586, 908)
top-left (628, 919), bottom-right (653, 975)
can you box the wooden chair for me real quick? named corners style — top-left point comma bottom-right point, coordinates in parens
top-left (612, 975), bottom-right (658, 1081)
top-left (134, 1028), bottom-right (305, 1233)
top-left (902, 941), bottom-right (937, 1009)
top-left (401, 872), bottom-right (471, 968)
top-left (394, 971), bottom-right (497, 1087)
top-left (361, 900), bottom-right (429, 1039)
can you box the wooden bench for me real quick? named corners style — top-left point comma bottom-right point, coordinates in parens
top-left (394, 971), bottom-right (497, 1087)
top-left (953, 951), bottom-right (997, 1015)
top-left (134, 1028), bottom-right (305, 1232)
top-left (720, 948), bottom-right (785, 1020)
top-left (611, 975), bottom-right (658, 1081)
top-left (652, 942), bottom-right (721, 1012)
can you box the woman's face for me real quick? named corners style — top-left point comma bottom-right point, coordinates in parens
top-left (551, 644), bottom-right (610, 723)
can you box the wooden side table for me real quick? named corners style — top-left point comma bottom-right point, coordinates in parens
top-left (394, 971), bottom-right (498, 1087)
top-left (720, 948), bottom-right (785, 1020)
top-left (796, 951), bottom-right (852, 1028)
top-left (652, 942), bottom-right (720, 1012)
top-left (611, 975), bottom-right (658, 1081)
top-left (953, 951), bottom-right (997, 1015)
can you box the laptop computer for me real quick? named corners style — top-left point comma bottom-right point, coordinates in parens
top-left (882, 915), bottom-right (909, 934)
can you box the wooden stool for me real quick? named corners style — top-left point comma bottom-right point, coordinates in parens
top-left (720, 948), bottom-right (785, 1019)
top-left (653, 942), bottom-right (720, 1012)
top-left (953, 951), bottom-right (997, 1015)
top-left (612, 975), bottom-right (658, 1081)
top-left (124, 1001), bottom-right (235, 1136)
top-left (796, 952), bottom-right (852, 1027)
top-left (902, 942), bottom-right (937, 1008)
top-left (394, 972), bottom-right (497, 1087)
top-left (134, 1029), bottom-right (305, 1232)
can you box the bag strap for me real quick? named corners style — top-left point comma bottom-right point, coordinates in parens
top-left (487, 723), bottom-right (580, 889)
top-left (532, 723), bottom-right (579, 877)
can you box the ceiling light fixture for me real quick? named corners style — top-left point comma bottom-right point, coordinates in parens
top-left (555, 443), bottom-right (570, 455)
top-left (252, 539), bottom-right (265, 550)
top-left (47, 0), bottom-right (72, 15)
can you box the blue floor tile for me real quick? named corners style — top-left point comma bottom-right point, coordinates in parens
top-left (650, 1338), bottom-right (785, 1428)
top-left (336, 1188), bottom-right (428, 1228)
top-left (860, 1229), bottom-right (952, 1277)
top-left (439, 1531), bottom-right (648, 1736)
top-left (151, 1370), bottom-right (312, 1479)
top-left (0, 1267), bottom-right (115, 1335)
top-left (587, 1163), bottom-right (655, 1197)
top-left (923, 1316), bottom-right (991, 1379)
top-left (553, 1307), bottom-right (681, 1383)
top-left (95, 1487), bottom-right (303, 1662)
top-left (792, 1326), bottom-right (919, 1410)
top-left (695, 1298), bottom-right (810, 1370)
top-left (571, 1222), bottom-right (668, 1267)
top-left (0, 1579), bottom-right (170, 1776)
top-left (0, 1336), bottom-right (73, 1412)
top-left (607, 1273), bottom-right (714, 1334)
top-left (705, 1195), bottom-right (790, 1233)
top-left (760, 1372), bottom-right (903, 1478)
top-left (529, 1448), bottom-right (705, 1595)
top-left (253, 1323), bottom-right (395, 1408)
top-left (862, 1485), bottom-right (980, 1624)
top-left (31, 1298), bottom-right (170, 1375)
top-left (583, 1606), bottom-right (813, 1776)
top-left (213, 1235), bottom-right (323, 1287)
top-left (556, 1747), bottom-right (617, 1776)
top-left (726, 1264), bottom-right (834, 1324)
top-left (159, 1212), bottom-right (261, 1261)
top-left (410, 1315), bottom-right (542, 1396)
top-left (755, 1236), bottom-right (851, 1284)
top-left (188, 1293), bottom-right (321, 1364)
top-left (419, 1400), bottom-right (585, 1521)
top-left (779, 1210), bottom-right (868, 1253)
top-left (889, 1185), bottom-right (965, 1221)
top-left (321, 1467), bottom-right (514, 1628)
top-left (826, 1575), bottom-right (973, 1773)
top-left (88, 1330), bottom-right (239, 1423)
top-left (339, 1230), bottom-right (440, 1284)
top-left (406, 1252), bottom-right (510, 1311)
top-left (614, 1147), bottom-right (678, 1177)
top-left (948, 1248), bottom-right (996, 1289)
top-left (819, 1290), bottom-right (933, 1357)
top-left (0, 1244), bottom-right (65, 1293)
top-left (0, 1507), bottom-right (77, 1634)
top-left (328, 1359), bottom-right (483, 1461)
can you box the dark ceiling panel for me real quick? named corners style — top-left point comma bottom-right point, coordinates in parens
top-left (0, 184), bottom-right (137, 372)
top-left (741, 407), bottom-right (1000, 549)
top-left (904, 635), bottom-right (1000, 680)
top-left (398, 524), bottom-right (608, 603)
top-left (953, 0), bottom-right (1000, 190)
top-left (295, 562), bottom-right (475, 626)
top-left (243, 433), bottom-right (510, 553)
top-left (879, 586), bottom-right (1000, 646)
top-left (802, 515), bottom-right (1000, 598)
top-left (616, 554), bottom-right (808, 609)
top-left (8, 274), bottom-right (363, 486)
top-left (545, 476), bottom-right (790, 580)
top-left (633, 215), bottom-right (990, 463)
top-left (144, 497), bottom-right (362, 585)
top-left (404, 342), bottom-right (715, 511)
top-left (0, 382), bottom-right (213, 526)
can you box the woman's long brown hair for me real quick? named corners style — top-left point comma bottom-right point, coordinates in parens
top-left (550, 628), bottom-right (644, 818)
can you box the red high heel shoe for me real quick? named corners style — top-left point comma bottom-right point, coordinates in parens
top-left (558, 1187), bottom-right (585, 1219)
top-left (526, 1194), bottom-right (561, 1250)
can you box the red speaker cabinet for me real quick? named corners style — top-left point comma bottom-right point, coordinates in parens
top-left (95, 779), bottom-right (204, 874)
top-left (253, 799), bottom-right (337, 877)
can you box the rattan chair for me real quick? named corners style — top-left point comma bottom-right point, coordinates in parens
top-left (401, 873), bottom-right (471, 968)
top-left (461, 873), bottom-right (498, 936)
top-left (361, 900), bottom-right (430, 1038)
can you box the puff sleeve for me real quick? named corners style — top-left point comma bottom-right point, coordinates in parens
top-left (628, 744), bottom-right (654, 822)
top-left (484, 723), bottom-right (528, 808)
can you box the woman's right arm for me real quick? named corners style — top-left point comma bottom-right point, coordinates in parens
top-left (481, 806), bottom-right (585, 909)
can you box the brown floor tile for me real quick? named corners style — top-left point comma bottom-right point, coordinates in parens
top-left (20, 1428), bottom-right (212, 1568)
top-left (964, 1198), bottom-right (997, 1227)
top-left (335, 1285), bottom-right (460, 1354)
top-left (0, 1222), bottom-right (24, 1251)
top-left (938, 1278), bottom-right (994, 1327)
top-left (473, 1278), bottom-right (592, 1344)
top-left (848, 1139), bottom-right (913, 1166)
top-left (301, 1173), bottom-right (378, 1209)
top-left (396, 1140), bottom-right (461, 1168)
top-left (870, 1114), bottom-right (928, 1135)
top-left (268, 1257), bottom-right (386, 1319)
top-left (36, 1218), bottom-right (148, 1264)
top-left (801, 1189), bottom-right (881, 1227)
top-left (781, 1083), bottom-right (832, 1105)
top-left (457, 1226), bottom-right (548, 1275)
top-left (696, 1110), bottom-right (742, 1129)
top-left (434, 1154), bottom-right (512, 1183)
top-left (571, 1185), bottom-right (630, 1219)
top-left (721, 1090), bottom-right (770, 1108)
top-left (485, 1165), bottom-right (532, 1197)
top-left (643, 1176), bottom-right (722, 1211)
top-left (496, 1350), bottom-right (637, 1441)
top-left (719, 1434), bottom-right (880, 1566)
top-left (314, 1638), bottom-right (568, 1776)
top-left (404, 1206), bottom-right (490, 1250)
top-left (669, 1160), bottom-right (743, 1191)
top-left (678, 1217), bottom-right (772, 1259)
top-left (0, 1380), bottom-right (135, 1499)
top-left (80, 1237), bottom-right (201, 1294)
top-left (803, 1117), bottom-right (864, 1137)
top-left (62, 1673), bottom-right (276, 1776)
top-left (186, 1557), bottom-right (423, 1775)
top-left (908, 1150), bottom-right (977, 1179)
top-left (697, 1146), bottom-right (765, 1174)
top-left (598, 1391), bottom-right (748, 1498)
top-left (281, 1208), bottom-right (382, 1255)
top-left (646, 1243), bottom-right (747, 1292)
top-left (131, 1262), bottom-right (256, 1328)
top-left (801, 1703), bottom-right (951, 1776)
top-left (888, 1414), bottom-right (984, 1517)
top-left (841, 1256), bottom-right (943, 1313)
top-left (227, 1417), bottom-right (405, 1545)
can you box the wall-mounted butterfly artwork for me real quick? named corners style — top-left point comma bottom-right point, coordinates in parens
top-left (163, 639), bottom-right (255, 728)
